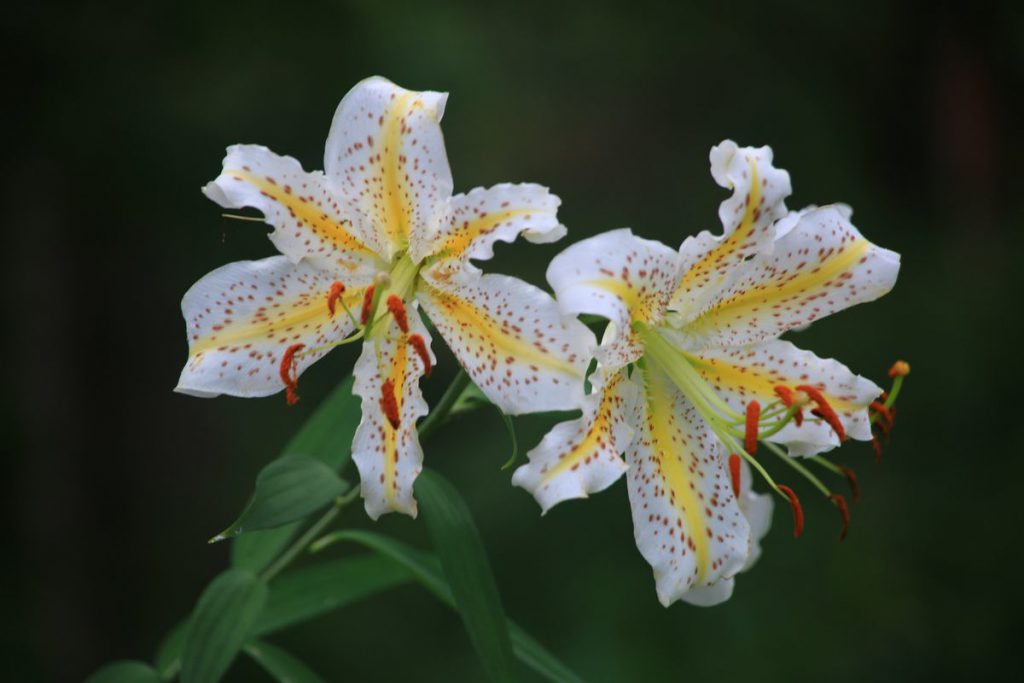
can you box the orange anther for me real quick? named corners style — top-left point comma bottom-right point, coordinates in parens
top-left (326, 281), bottom-right (346, 317)
top-left (386, 295), bottom-right (410, 333)
top-left (797, 384), bottom-right (846, 441)
top-left (728, 454), bottom-right (742, 498)
top-left (838, 465), bottom-right (860, 503)
top-left (870, 401), bottom-right (894, 432)
top-left (830, 493), bottom-right (850, 541)
top-left (379, 378), bottom-right (400, 429)
top-left (888, 360), bottom-right (910, 378)
top-left (777, 485), bottom-right (804, 538)
top-left (279, 343), bottom-right (305, 406)
top-left (871, 436), bottom-right (883, 463)
top-left (773, 385), bottom-right (804, 426)
top-left (408, 334), bottom-right (432, 376)
top-left (360, 285), bottom-right (376, 325)
top-left (744, 401), bottom-right (761, 455)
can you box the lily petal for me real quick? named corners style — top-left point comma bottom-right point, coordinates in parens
top-left (426, 183), bottom-right (565, 265)
top-left (734, 457), bottom-right (774, 571)
top-left (669, 141), bottom-right (792, 320)
top-left (683, 205), bottom-right (901, 347)
top-left (417, 266), bottom-right (593, 414)
top-left (176, 256), bottom-right (365, 398)
top-left (628, 362), bottom-right (750, 607)
top-left (511, 369), bottom-right (639, 513)
top-left (324, 76), bottom-right (453, 261)
top-left (546, 228), bottom-right (681, 368)
top-left (351, 303), bottom-right (435, 519)
top-left (202, 145), bottom-right (379, 275)
top-left (693, 339), bottom-right (882, 456)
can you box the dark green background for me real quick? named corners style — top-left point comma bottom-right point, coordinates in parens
top-left (6, 1), bottom-right (1022, 680)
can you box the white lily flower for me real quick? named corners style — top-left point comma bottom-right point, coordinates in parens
top-left (176, 77), bottom-right (594, 520)
top-left (513, 141), bottom-right (901, 606)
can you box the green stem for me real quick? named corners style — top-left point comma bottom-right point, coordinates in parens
top-left (260, 486), bottom-right (361, 582)
top-left (418, 369), bottom-right (471, 441)
top-left (260, 369), bottom-right (472, 583)
top-left (762, 441), bottom-right (832, 498)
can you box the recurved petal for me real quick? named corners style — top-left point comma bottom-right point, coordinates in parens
top-left (176, 256), bottom-right (365, 398)
top-left (424, 183), bottom-right (565, 264)
top-left (202, 145), bottom-right (380, 275)
top-left (669, 141), bottom-right (792, 320)
top-left (351, 305), bottom-right (435, 519)
top-left (734, 457), bottom-right (774, 572)
top-left (681, 205), bottom-right (901, 348)
top-left (693, 339), bottom-right (882, 456)
top-left (324, 76), bottom-right (453, 260)
top-left (546, 228), bottom-right (681, 368)
top-left (627, 363), bottom-right (750, 607)
top-left (417, 266), bottom-right (593, 414)
top-left (511, 369), bottom-right (639, 513)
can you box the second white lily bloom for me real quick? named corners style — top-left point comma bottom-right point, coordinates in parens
top-left (513, 141), bottom-right (901, 606)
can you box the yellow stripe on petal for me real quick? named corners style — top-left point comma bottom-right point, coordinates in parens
top-left (677, 159), bottom-right (761, 296)
top-left (421, 184), bottom-right (564, 264)
top-left (417, 269), bottom-right (592, 415)
top-left (190, 285), bottom-right (365, 357)
top-left (351, 305), bottom-right (434, 520)
top-left (420, 280), bottom-right (579, 377)
top-left (380, 91), bottom-right (418, 246)
top-left (176, 257), bottom-right (361, 399)
top-left (225, 169), bottom-right (374, 256)
top-left (691, 239), bottom-right (870, 337)
top-left (382, 335), bottom-right (409, 504)
top-left (440, 209), bottom-right (538, 258)
top-left (540, 373), bottom-right (623, 484)
top-left (643, 364), bottom-right (709, 581)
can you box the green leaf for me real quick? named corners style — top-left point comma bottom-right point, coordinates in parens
top-left (244, 641), bottom-right (326, 683)
top-left (180, 569), bottom-right (268, 683)
top-left (85, 661), bottom-right (162, 683)
top-left (497, 413), bottom-right (519, 470)
top-left (415, 469), bottom-right (518, 683)
top-left (254, 555), bottom-right (412, 636)
top-left (281, 374), bottom-right (360, 470)
top-left (232, 376), bottom-right (360, 572)
top-left (211, 455), bottom-right (348, 542)
top-left (154, 619), bottom-right (188, 680)
top-left (312, 530), bottom-right (583, 683)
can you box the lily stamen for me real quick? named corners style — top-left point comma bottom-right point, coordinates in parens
top-left (777, 485), bottom-right (804, 538)
top-left (360, 285), bottom-right (376, 325)
top-left (773, 385), bottom-right (806, 426)
top-left (839, 465), bottom-right (860, 503)
top-left (744, 401), bottom-right (761, 455)
top-left (830, 493), bottom-right (851, 541)
top-left (408, 334), bottom-right (432, 376)
top-left (279, 343), bottom-right (305, 406)
top-left (386, 295), bottom-right (410, 333)
top-left (796, 384), bottom-right (846, 441)
top-left (379, 378), bottom-right (401, 429)
top-left (326, 281), bottom-right (346, 316)
top-left (728, 453), bottom-right (742, 498)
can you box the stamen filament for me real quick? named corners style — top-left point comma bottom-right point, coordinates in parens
top-left (762, 441), bottom-right (832, 499)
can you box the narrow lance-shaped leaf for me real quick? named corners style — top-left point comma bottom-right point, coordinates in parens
top-left (245, 641), bottom-right (326, 683)
top-left (211, 455), bottom-right (348, 542)
top-left (84, 661), bottom-right (162, 683)
top-left (180, 569), bottom-right (268, 683)
top-left (253, 555), bottom-right (412, 636)
top-left (311, 530), bottom-right (584, 683)
top-left (232, 376), bottom-right (359, 572)
top-left (154, 620), bottom-right (188, 680)
top-left (415, 469), bottom-right (518, 683)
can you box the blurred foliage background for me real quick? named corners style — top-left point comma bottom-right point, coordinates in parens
top-left (4, 0), bottom-right (1023, 680)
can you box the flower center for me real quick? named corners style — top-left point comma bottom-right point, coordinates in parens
top-left (632, 320), bottom-right (864, 539)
